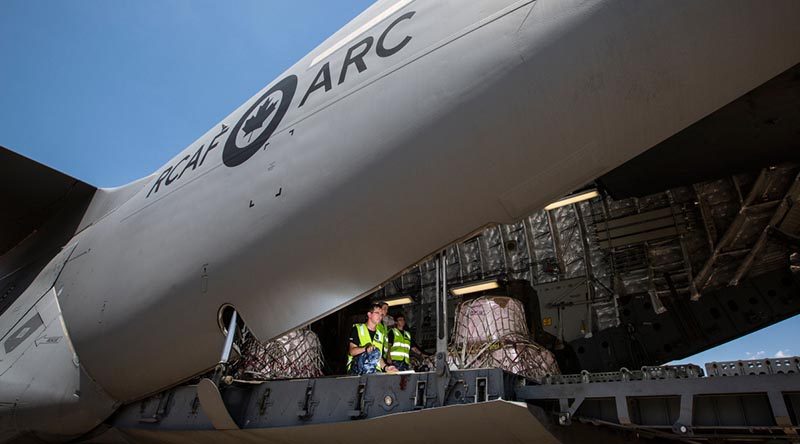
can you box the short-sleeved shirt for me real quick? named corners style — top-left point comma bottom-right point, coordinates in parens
top-left (349, 325), bottom-right (377, 346)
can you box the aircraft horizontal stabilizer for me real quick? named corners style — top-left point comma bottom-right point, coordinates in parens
top-left (0, 146), bottom-right (96, 257)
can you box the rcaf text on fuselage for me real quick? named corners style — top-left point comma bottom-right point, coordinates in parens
top-left (146, 11), bottom-right (416, 198)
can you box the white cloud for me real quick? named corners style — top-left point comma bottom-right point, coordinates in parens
top-left (745, 351), bottom-right (766, 359)
top-left (775, 350), bottom-right (790, 358)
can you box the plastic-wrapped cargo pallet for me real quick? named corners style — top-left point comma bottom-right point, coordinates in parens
top-left (448, 296), bottom-right (560, 381)
top-left (235, 328), bottom-right (325, 380)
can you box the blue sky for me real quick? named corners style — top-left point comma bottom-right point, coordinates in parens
top-left (669, 316), bottom-right (797, 366)
top-left (1, 1), bottom-right (796, 367)
top-left (0, 0), bottom-right (372, 186)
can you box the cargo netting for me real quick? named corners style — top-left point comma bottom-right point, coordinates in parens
top-left (235, 328), bottom-right (324, 380)
top-left (447, 296), bottom-right (560, 381)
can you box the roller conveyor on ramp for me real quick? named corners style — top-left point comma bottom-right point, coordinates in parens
top-left (105, 358), bottom-right (800, 444)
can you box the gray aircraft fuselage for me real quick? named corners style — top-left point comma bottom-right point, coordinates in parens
top-left (1, 0), bottom-right (799, 441)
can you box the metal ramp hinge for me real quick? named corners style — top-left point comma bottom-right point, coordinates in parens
top-left (475, 377), bottom-right (488, 403)
top-left (348, 377), bottom-right (370, 418)
top-left (297, 381), bottom-right (316, 419)
top-left (414, 379), bottom-right (427, 410)
top-left (258, 388), bottom-right (271, 416)
top-left (138, 390), bottom-right (174, 424)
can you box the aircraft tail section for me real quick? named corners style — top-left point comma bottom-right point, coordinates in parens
top-left (0, 146), bottom-right (96, 256)
top-left (0, 147), bottom-right (122, 441)
top-left (0, 146), bottom-right (96, 316)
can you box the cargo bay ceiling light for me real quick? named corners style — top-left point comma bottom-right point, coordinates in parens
top-left (384, 296), bottom-right (414, 307)
top-left (450, 279), bottom-right (501, 296)
top-left (544, 190), bottom-right (600, 211)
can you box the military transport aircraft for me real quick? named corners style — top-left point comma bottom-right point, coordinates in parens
top-left (2, 0), bottom-right (800, 442)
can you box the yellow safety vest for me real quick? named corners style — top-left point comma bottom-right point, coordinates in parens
top-left (389, 327), bottom-right (412, 364)
top-left (346, 323), bottom-right (385, 372)
top-left (377, 322), bottom-right (389, 357)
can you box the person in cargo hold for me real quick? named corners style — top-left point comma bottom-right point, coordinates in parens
top-left (347, 303), bottom-right (397, 375)
top-left (386, 313), bottom-right (426, 371)
top-left (377, 301), bottom-right (392, 358)
top-left (380, 301), bottom-right (395, 328)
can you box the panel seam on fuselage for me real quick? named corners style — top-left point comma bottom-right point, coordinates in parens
top-left (121, 0), bottom-right (537, 222)
top-left (309, 0), bottom-right (416, 69)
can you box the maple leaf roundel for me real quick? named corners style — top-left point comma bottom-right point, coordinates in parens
top-left (223, 75), bottom-right (297, 167)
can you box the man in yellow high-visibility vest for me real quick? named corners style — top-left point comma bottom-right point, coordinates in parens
top-left (376, 301), bottom-right (391, 359)
top-left (347, 303), bottom-right (398, 375)
top-left (386, 313), bottom-right (427, 371)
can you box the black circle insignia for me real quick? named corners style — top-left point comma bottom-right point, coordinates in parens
top-left (223, 75), bottom-right (297, 167)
